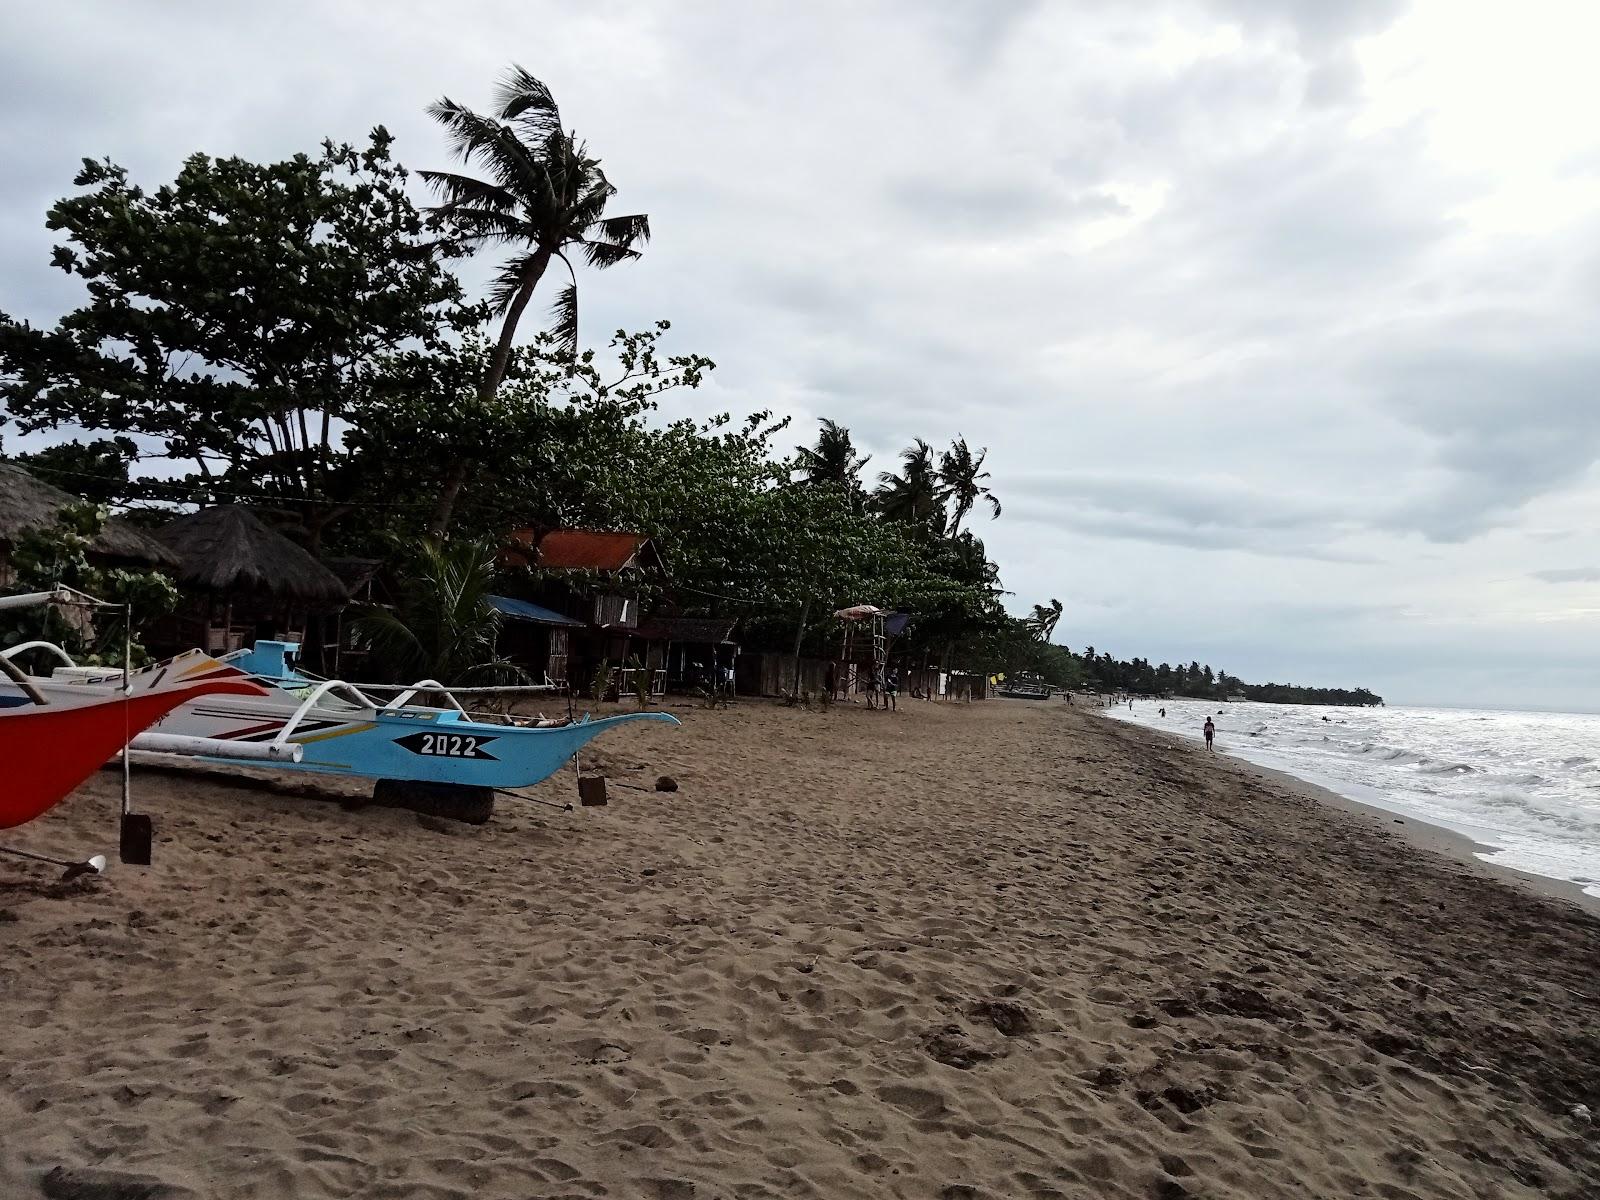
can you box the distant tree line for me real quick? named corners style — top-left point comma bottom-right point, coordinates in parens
top-left (984, 635), bottom-right (1381, 707)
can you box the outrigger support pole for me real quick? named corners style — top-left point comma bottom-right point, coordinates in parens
top-left (490, 788), bottom-right (574, 813)
top-left (0, 845), bottom-right (108, 882)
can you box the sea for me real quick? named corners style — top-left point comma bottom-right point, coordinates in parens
top-left (1103, 697), bottom-right (1600, 898)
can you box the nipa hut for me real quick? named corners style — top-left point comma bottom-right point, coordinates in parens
top-left (0, 462), bottom-right (177, 586)
top-left (150, 505), bottom-right (350, 657)
top-left (501, 528), bottom-right (669, 696)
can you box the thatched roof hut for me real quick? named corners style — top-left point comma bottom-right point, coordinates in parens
top-left (0, 462), bottom-right (178, 567)
top-left (156, 506), bottom-right (349, 605)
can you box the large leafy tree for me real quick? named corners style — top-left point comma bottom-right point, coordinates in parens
top-left (0, 131), bottom-right (471, 546)
top-left (938, 436), bottom-right (1001, 537)
top-left (12, 436), bottom-right (137, 504)
top-left (422, 65), bottom-right (651, 534)
top-left (875, 439), bottom-right (946, 532)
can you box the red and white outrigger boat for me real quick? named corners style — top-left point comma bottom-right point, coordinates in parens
top-left (0, 590), bottom-right (269, 833)
top-left (0, 648), bottom-right (267, 831)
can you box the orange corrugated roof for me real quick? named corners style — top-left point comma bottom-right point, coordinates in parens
top-left (519, 529), bottom-right (661, 573)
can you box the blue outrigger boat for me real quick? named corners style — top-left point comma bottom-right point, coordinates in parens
top-left (8, 640), bottom-right (677, 792)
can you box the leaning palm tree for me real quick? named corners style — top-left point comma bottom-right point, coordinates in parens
top-left (353, 538), bottom-right (523, 684)
top-left (422, 65), bottom-right (650, 533)
top-left (793, 419), bottom-right (871, 507)
top-left (874, 439), bottom-right (946, 532)
top-left (938, 437), bottom-right (1001, 538)
top-left (1028, 598), bottom-right (1064, 642)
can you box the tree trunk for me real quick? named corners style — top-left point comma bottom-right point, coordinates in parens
top-left (480, 250), bottom-right (551, 405)
top-left (427, 249), bottom-right (553, 539)
top-left (790, 598), bottom-right (810, 695)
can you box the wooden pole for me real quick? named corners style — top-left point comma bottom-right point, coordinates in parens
top-left (790, 598), bottom-right (810, 695)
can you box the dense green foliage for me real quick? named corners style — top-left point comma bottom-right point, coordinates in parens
top-left (1062, 649), bottom-right (1381, 706)
top-left (0, 129), bottom-right (473, 548)
top-left (0, 502), bottom-right (177, 665)
top-left (351, 538), bottom-right (522, 684)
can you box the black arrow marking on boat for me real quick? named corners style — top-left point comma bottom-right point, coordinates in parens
top-left (394, 731), bottom-right (501, 760)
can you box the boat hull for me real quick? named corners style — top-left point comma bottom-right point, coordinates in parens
top-left (156, 700), bottom-right (679, 789)
top-left (0, 654), bottom-right (266, 829)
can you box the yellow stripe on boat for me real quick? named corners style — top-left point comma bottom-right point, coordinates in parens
top-left (291, 722), bottom-right (379, 745)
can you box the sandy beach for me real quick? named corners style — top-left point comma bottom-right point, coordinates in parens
top-left (4, 697), bottom-right (1599, 1199)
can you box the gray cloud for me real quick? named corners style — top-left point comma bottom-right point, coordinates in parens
top-left (1531, 567), bottom-right (1600, 584)
top-left (10, 0), bottom-right (1600, 708)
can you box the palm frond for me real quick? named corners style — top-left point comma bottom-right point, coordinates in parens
top-left (486, 256), bottom-right (539, 315)
top-left (417, 169), bottom-right (517, 212)
top-left (548, 280), bottom-right (579, 358)
top-left (579, 238), bottom-right (643, 269)
top-left (431, 205), bottom-right (532, 245)
top-left (595, 212), bottom-right (651, 248)
top-left (425, 103), bottom-right (543, 195)
top-left (492, 65), bottom-right (561, 128)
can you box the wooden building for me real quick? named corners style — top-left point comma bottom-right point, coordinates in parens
top-left (150, 506), bottom-right (350, 657)
top-left (636, 615), bottom-right (739, 693)
top-left (487, 594), bottom-right (586, 688)
top-left (500, 528), bottom-right (669, 697)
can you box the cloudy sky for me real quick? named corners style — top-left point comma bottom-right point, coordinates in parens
top-left (5, 1), bottom-right (1600, 709)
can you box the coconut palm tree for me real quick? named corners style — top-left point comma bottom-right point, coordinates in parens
top-left (422, 65), bottom-right (650, 533)
top-left (793, 419), bottom-right (871, 507)
top-left (874, 439), bottom-right (946, 531)
top-left (1028, 598), bottom-right (1063, 642)
top-left (937, 437), bottom-right (1001, 538)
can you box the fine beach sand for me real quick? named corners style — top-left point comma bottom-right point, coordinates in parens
top-left (3, 698), bottom-right (1599, 1199)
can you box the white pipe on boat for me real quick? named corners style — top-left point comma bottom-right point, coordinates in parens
top-left (0, 640), bottom-right (77, 667)
top-left (131, 733), bottom-right (305, 763)
top-left (0, 589), bottom-right (71, 612)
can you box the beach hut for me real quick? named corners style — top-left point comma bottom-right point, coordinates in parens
top-left (0, 463), bottom-right (177, 586)
top-left (501, 528), bottom-right (668, 696)
top-left (635, 615), bottom-right (739, 693)
top-left (488, 594), bottom-right (586, 688)
top-left (150, 506), bottom-right (350, 656)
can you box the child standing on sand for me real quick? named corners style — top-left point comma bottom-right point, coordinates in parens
top-left (1203, 717), bottom-right (1215, 752)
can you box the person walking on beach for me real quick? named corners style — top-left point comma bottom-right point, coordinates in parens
top-left (1203, 716), bottom-right (1215, 753)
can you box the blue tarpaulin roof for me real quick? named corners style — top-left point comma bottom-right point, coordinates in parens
top-left (488, 594), bottom-right (586, 627)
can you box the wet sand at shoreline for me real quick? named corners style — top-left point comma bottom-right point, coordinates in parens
top-left (3, 698), bottom-right (1598, 1198)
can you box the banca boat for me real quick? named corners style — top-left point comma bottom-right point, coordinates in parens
top-left (995, 672), bottom-right (1052, 700)
top-left (5, 640), bottom-right (678, 791)
top-left (0, 643), bottom-right (268, 830)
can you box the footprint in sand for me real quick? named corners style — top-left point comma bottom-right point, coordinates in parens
top-left (877, 1083), bottom-right (947, 1119)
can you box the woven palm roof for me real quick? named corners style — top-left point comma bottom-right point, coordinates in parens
top-left (0, 463), bottom-right (178, 567)
top-left (156, 506), bottom-right (350, 605)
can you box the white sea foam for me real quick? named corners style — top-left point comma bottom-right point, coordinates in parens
top-left (1105, 698), bottom-right (1600, 897)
